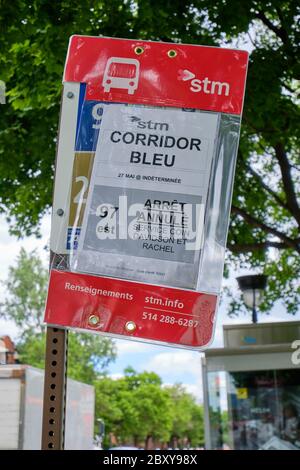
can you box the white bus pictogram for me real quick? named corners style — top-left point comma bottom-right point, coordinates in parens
top-left (102, 57), bottom-right (140, 95)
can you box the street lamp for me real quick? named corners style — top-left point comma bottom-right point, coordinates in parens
top-left (237, 274), bottom-right (267, 324)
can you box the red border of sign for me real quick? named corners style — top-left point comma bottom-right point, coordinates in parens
top-left (64, 35), bottom-right (248, 115)
top-left (45, 270), bottom-right (218, 349)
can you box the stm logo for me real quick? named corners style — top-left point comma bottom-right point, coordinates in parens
top-left (180, 69), bottom-right (230, 97)
top-left (129, 116), bottom-right (169, 131)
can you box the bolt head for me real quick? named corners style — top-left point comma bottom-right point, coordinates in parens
top-left (88, 315), bottom-right (100, 326)
top-left (125, 321), bottom-right (136, 332)
top-left (168, 49), bottom-right (177, 58)
top-left (67, 91), bottom-right (74, 99)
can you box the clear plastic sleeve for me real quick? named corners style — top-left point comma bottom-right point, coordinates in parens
top-left (52, 102), bottom-right (240, 296)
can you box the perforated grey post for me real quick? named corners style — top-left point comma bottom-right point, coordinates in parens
top-left (41, 327), bottom-right (68, 450)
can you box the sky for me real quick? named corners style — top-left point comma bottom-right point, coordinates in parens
top-left (1, 213), bottom-right (299, 403)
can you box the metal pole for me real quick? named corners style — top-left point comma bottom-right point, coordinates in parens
top-left (252, 288), bottom-right (258, 324)
top-left (201, 355), bottom-right (212, 449)
top-left (41, 326), bottom-right (68, 449)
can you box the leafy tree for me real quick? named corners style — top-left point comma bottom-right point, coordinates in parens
top-left (95, 367), bottom-right (174, 448)
top-left (0, 1), bottom-right (299, 313)
top-left (167, 384), bottom-right (204, 447)
top-left (0, 248), bottom-right (116, 383)
top-left (0, 247), bottom-right (48, 334)
top-left (132, 382), bottom-right (173, 446)
top-left (95, 368), bottom-right (204, 449)
top-left (66, 332), bottom-right (116, 383)
top-left (94, 375), bottom-right (138, 447)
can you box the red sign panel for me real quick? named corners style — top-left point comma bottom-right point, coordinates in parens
top-left (45, 270), bottom-right (217, 349)
top-left (64, 35), bottom-right (248, 115)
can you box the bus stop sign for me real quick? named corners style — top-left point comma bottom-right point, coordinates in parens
top-left (44, 36), bottom-right (248, 350)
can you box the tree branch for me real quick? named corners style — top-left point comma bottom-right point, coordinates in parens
top-left (255, 10), bottom-right (288, 44)
top-left (231, 205), bottom-right (300, 252)
top-left (281, 82), bottom-right (297, 95)
top-left (247, 31), bottom-right (257, 48)
top-left (274, 142), bottom-right (300, 227)
top-left (228, 241), bottom-right (287, 253)
top-left (290, 163), bottom-right (300, 173)
top-left (275, 6), bottom-right (285, 29)
top-left (246, 164), bottom-right (290, 213)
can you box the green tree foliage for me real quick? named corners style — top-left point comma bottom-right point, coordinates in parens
top-left (0, 1), bottom-right (299, 312)
top-left (95, 368), bottom-right (204, 448)
top-left (0, 247), bottom-right (48, 334)
top-left (166, 384), bottom-right (204, 447)
top-left (0, 248), bottom-right (116, 382)
top-left (95, 368), bottom-right (173, 447)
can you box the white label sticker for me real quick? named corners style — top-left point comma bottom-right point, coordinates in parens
top-left (71, 104), bottom-right (219, 289)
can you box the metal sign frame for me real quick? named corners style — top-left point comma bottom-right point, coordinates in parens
top-left (42, 36), bottom-right (248, 448)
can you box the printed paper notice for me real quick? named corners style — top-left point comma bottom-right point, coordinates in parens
top-left (71, 104), bottom-right (219, 289)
